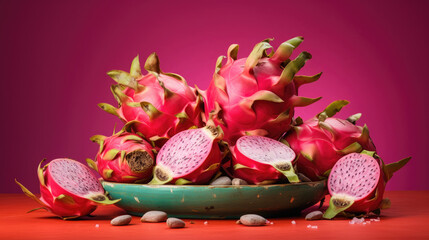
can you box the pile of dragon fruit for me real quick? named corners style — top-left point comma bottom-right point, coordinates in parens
top-left (16, 37), bottom-right (410, 220)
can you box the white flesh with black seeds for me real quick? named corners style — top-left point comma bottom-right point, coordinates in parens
top-left (157, 128), bottom-right (212, 176)
top-left (49, 159), bottom-right (103, 196)
top-left (237, 136), bottom-right (295, 164)
top-left (329, 153), bottom-right (380, 200)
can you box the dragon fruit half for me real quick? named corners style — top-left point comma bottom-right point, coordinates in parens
top-left (323, 151), bottom-right (410, 219)
top-left (231, 135), bottom-right (299, 184)
top-left (284, 100), bottom-right (376, 180)
top-left (149, 123), bottom-right (223, 185)
top-left (87, 123), bottom-right (156, 183)
top-left (99, 53), bottom-right (204, 147)
top-left (15, 158), bottom-right (120, 220)
top-left (204, 37), bottom-right (321, 145)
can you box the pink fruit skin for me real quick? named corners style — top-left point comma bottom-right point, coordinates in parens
top-left (103, 54), bottom-right (204, 147)
top-left (94, 133), bottom-right (155, 183)
top-left (204, 38), bottom-right (321, 146)
top-left (285, 117), bottom-right (376, 181)
top-left (231, 136), bottom-right (297, 184)
top-left (118, 76), bottom-right (202, 140)
top-left (40, 177), bottom-right (97, 217)
top-left (16, 158), bottom-right (114, 219)
top-left (232, 146), bottom-right (287, 184)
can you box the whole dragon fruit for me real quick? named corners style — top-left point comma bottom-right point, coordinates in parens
top-left (284, 100), bottom-right (376, 180)
top-left (232, 135), bottom-right (299, 184)
top-left (15, 158), bottom-right (120, 220)
top-left (149, 123), bottom-right (223, 185)
top-left (323, 151), bottom-right (410, 219)
top-left (99, 53), bottom-right (204, 146)
top-left (87, 123), bottom-right (156, 183)
top-left (204, 37), bottom-right (321, 145)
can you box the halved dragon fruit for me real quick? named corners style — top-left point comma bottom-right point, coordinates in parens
top-left (231, 135), bottom-right (299, 184)
top-left (149, 124), bottom-right (223, 185)
top-left (16, 158), bottom-right (120, 220)
top-left (88, 123), bottom-right (155, 183)
top-left (323, 151), bottom-right (410, 219)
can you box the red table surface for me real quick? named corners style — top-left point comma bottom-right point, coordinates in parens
top-left (1, 191), bottom-right (428, 240)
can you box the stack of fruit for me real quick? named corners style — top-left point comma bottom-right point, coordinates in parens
top-left (16, 37), bottom-right (410, 220)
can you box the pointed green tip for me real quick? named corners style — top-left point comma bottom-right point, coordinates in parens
top-left (337, 142), bottom-right (362, 155)
top-left (227, 44), bottom-right (239, 61)
top-left (91, 196), bottom-right (121, 205)
top-left (245, 41), bottom-right (273, 71)
top-left (107, 70), bottom-right (137, 90)
top-left (130, 55), bottom-right (142, 79)
top-left (301, 51), bottom-right (312, 60)
top-left (346, 113), bottom-right (362, 124)
top-left (89, 135), bottom-right (106, 154)
top-left (98, 103), bottom-right (119, 117)
top-left (103, 169), bottom-right (114, 179)
top-left (37, 158), bottom-right (47, 187)
top-left (318, 100), bottom-right (350, 118)
top-left (15, 179), bottom-right (47, 207)
top-left (55, 194), bottom-right (76, 205)
top-left (361, 150), bottom-right (376, 157)
top-left (359, 124), bottom-right (370, 142)
top-left (294, 117), bottom-right (304, 125)
top-left (144, 52), bottom-right (161, 74)
top-left (175, 178), bottom-right (193, 185)
top-left (233, 163), bottom-right (251, 170)
top-left (293, 72), bottom-right (322, 89)
top-left (271, 37), bottom-right (303, 63)
top-left (291, 96), bottom-right (322, 108)
top-left (286, 36), bottom-right (304, 47)
top-left (383, 156), bottom-right (411, 182)
top-left (301, 151), bottom-right (314, 162)
top-left (104, 149), bottom-right (120, 161)
top-left (140, 102), bottom-right (162, 120)
top-left (86, 158), bottom-right (98, 172)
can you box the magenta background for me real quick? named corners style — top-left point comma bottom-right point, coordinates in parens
top-left (1, 0), bottom-right (428, 193)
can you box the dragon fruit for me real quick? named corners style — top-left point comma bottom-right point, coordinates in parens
top-left (15, 158), bottom-right (120, 220)
top-left (99, 53), bottom-right (204, 147)
top-left (149, 124), bottom-right (223, 185)
top-left (323, 151), bottom-right (410, 219)
top-left (231, 135), bottom-right (299, 184)
top-left (284, 100), bottom-right (376, 180)
top-left (204, 37), bottom-right (321, 145)
top-left (87, 123), bottom-right (155, 183)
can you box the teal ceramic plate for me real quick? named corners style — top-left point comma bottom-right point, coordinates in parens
top-left (102, 181), bottom-right (326, 219)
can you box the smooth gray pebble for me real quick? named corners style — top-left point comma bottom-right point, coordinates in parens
top-left (232, 178), bottom-right (248, 185)
top-left (210, 176), bottom-right (232, 185)
top-left (166, 217), bottom-right (186, 228)
top-left (239, 214), bottom-right (268, 226)
top-left (111, 215), bottom-right (132, 226)
top-left (141, 210), bottom-right (168, 223)
top-left (305, 210), bottom-right (323, 220)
